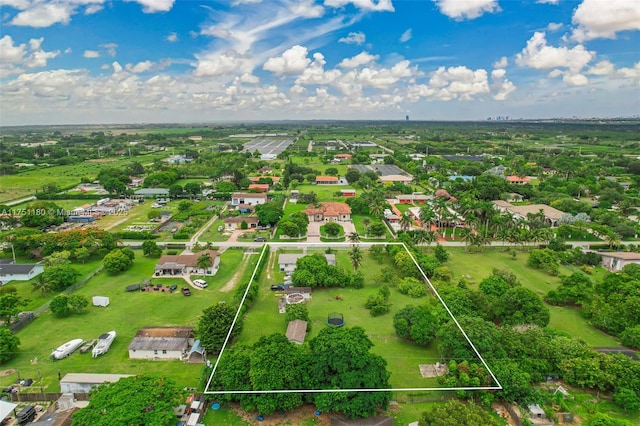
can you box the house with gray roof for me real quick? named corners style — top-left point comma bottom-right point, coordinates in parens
top-left (0, 261), bottom-right (44, 284)
top-left (286, 320), bottom-right (308, 345)
top-left (278, 253), bottom-right (336, 272)
top-left (128, 327), bottom-right (193, 360)
top-left (133, 188), bottom-right (170, 198)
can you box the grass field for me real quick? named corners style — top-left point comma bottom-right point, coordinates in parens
top-left (0, 249), bottom-right (249, 392)
top-left (443, 247), bottom-right (621, 347)
top-left (292, 184), bottom-right (353, 201)
top-left (235, 248), bottom-right (466, 390)
top-left (0, 154), bottom-right (165, 203)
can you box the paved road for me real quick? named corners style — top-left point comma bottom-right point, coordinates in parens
top-left (5, 196), bottom-right (37, 206)
top-left (122, 240), bottom-right (597, 251)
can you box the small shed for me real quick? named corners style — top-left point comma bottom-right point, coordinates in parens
top-left (186, 339), bottom-right (206, 363)
top-left (285, 320), bottom-right (307, 345)
top-left (92, 296), bottom-right (110, 307)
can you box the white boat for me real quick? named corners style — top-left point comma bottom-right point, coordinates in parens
top-left (92, 331), bottom-right (116, 358)
top-left (51, 338), bottom-right (84, 360)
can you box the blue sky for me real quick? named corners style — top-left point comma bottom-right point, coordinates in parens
top-left (0, 0), bottom-right (638, 125)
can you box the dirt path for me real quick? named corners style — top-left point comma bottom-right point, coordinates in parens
top-left (104, 217), bottom-right (129, 231)
top-left (219, 253), bottom-right (249, 292)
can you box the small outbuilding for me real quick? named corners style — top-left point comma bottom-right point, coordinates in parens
top-left (92, 296), bottom-right (110, 307)
top-left (60, 373), bottom-right (132, 393)
top-left (285, 320), bottom-right (307, 345)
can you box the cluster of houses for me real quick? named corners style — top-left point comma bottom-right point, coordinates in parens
top-left (67, 198), bottom-right (136, 223)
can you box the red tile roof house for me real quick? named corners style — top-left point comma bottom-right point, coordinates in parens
top-left (224, 216), bottom-right (260, 230)
top-left (396, 193), bottom-right (430, 204)
top-left (248, 183), bottom-right (270, 192)
top-left (315, 175), bottom-right (340, 185)
top-left (340, 189), bottom-right (356, 197)
top-left (303, 202), bottom-right (351, 222)
top-left (154, 250), bottom-right (220, 276)
top-left (506, 175), bottom-right (531, 185)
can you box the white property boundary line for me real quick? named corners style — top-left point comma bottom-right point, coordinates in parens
top-left (204, 242), bottom-right (502, 394)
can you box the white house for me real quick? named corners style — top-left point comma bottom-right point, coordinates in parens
top-left (600, 252), bottom-right (640, 272)
top-left (0, 260), bottom-right (44, 284)
top-left (128, 327), bottom-right (193, 360)
top-left (278, 253), bottom-right (336, 272)
top-left (231, 193), bottom-right (267, 206)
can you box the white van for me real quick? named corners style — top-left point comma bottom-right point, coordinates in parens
top-left (193, 279), bottom-right (208, 288)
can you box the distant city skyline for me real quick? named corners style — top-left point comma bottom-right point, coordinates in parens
top-left (0, 0), bottom-right (638, 126)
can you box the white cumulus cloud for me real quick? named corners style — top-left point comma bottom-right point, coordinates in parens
top-left (263, 45), bottom-right (311, 75)
top-left (0, 35), bottom-right (60, 77)
top-left (571, 0), bottom-right (640, 41)
top-left (10, 3), bottom-right (73, 27)
top-left (166, 32), bottom-right (178, 42)
top-left (339, 31), bottom-right (365, 45)
top-left (338, 51), bottom-right (379, 68)
top-left (127, 60), bottom-right (154, 73)
top-left (83, 50), bottom-right (100, 58)
top-left (324, 0), bottom-right (394, 12)
top-left (433, 0), bottom-right (500, 20)
top-left (515, 32), bottom-right (594, 72)
top-left (290, 0), bottom-right (324, 18)
top-left (427, 65), bottom-right (490, 100)
top-left (126, 0), bottom-right (175, 13)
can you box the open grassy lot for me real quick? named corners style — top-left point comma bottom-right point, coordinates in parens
top-left (0, 154), bottom-right (165, 203)
top-left (288, 156), bottom-right (350, 176)
top-left (0, 249), bottom-right (252, 392)
top-left (198, 218), bottom-right (229, 242)
top-left (236, 248), bottom-right (463, 390)
top-left (293, 184), bottom-right (353, 201)
top-left (443, 247), bottom-right (621, 347)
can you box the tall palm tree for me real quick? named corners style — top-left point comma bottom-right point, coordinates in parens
top-left (369, 202), bottom-right (384, 219)
top-left (362, 217), bottom-right (371, 236)
top-left (419, 206), bottom-right (435, 230)
top-left (399, 213), bottom-right (412, 232)
top-left (349, 246), bottom-right (363, 272)
top-left (196, 253), bottom-right (212, 274)
top-left (348, 232), bottom-right (361, 244)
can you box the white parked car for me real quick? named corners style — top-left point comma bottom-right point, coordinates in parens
top-left (193, 279), bottom-right (208, 288)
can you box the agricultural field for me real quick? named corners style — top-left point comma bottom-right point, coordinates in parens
top-left (0, 154), bottom-right (166, 203)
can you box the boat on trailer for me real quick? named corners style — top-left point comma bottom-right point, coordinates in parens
top-left (92, 331), bottom-right (116, 358)
top-left (51, 339), bottom-right (84, 360)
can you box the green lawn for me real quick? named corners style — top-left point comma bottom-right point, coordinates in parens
top-left (198, 218), bottom-right (229, 242)
top-left (1, 250), bottom-right (239, 392)
top-left (0, 154), bottom-right (165, 203)
top-left (444, 247), bottom-right (621, 347)
top-left (291, 184), bottom-right (353, 201)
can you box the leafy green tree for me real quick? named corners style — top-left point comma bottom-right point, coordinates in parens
top-left (73, 247), bottom-right (91, 263)
top-left (310, 327), bottom-right (391, 419)
top-left (0, 293), bottom-right (29, 325)
top-left (368, 222), bottom-right (386, 237)
top-left (498, 287), bottom-right (550, 327)
top-left (45, 250), bottom-right (71, 266)
top-left (215, 181), bottom-right (237, 193)
top-left (394, 250), bottom-right (418, 278)
top-left (393, 304), bottom-right (438, 345)
top-left (169, 184), bottom-right (183, 198)
top-left (21, 201), bottom-right (64, 228)
top-left (0, 326), bottom-right (20, 363)
top-left (438, 316), bottom-right (506, 362)
top-left (420, 399), bottom-right (501, 426)
top-left (255, 202), bottom-right (284, 226)
top-left (103, 248), bottom-right (134, 274)
top-left (196, 303), bottom-right (240, 354)
top-left (284, 304), bottom-right (310, 331)
top-left (50, 295), bottom-right (70, 317)
top-left (620, 325), bottom-right (640, 349)
top-left (323, 221), bottom-right (342, 237)
top-left (433, 244), bottom-right (449, 262)
top-left (41, 265), bottom-right (80, 291)
top-left (68, 294), bottom-right (89, 314)
top-left (584, 412), bottom-right (634, 426)
top-left (245, 335), bottom-right (307, 415)
top-left (141, 241), bottom-right (162, 257)
top-left (71, 375), bottom-right (184, 426)
top-left (184, 182), bottom-right (202, 197)
top-left (365, 286), bottom-right (391, 317)
top-left (147, 210), bottom-right (161, 221)
top-left (397, 277), bottom-right (427, 298)
top-left (178, 200), bottom-right (193, 211)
